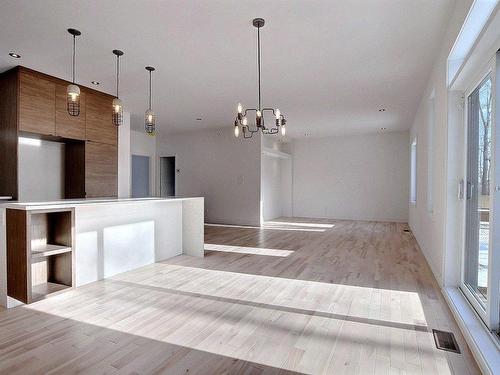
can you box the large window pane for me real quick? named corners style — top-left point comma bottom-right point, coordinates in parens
top-left (465, 75), bottom-right (492, 305)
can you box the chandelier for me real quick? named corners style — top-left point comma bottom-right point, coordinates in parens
top-left (234, 18), bottom-right (287, 139)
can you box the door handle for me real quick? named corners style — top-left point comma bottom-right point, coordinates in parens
top-left (466, 181), bottom-right (473, 200)
top-left (458, 179), bottom-right (464, 200)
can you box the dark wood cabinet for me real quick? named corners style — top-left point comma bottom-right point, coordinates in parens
top-left (19, 70), bottom-right (56, 136)
top-left (55, 83), bottom-right (86, 140)
top-left (85, 141), bottom-right (118, 198)
top-left (0, 66), bottom-right (118, 200)
top-left (86, 92), bottom-right (117, 145)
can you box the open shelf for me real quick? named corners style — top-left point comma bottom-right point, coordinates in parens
top-left (31, 244), bottom-right (72, 259)
top-left (7, 207), bottom-right (75, 304)
top-left (32, 282), bottom-right (71, 302)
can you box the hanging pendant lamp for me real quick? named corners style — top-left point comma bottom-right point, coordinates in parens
top-left (234, 18), bottom-right (287, 139)
top-left (145, 66), bottom-right (156, 136)
top-left (67, 28), bottom-right (81, 116)
top-left (112, 49), bottom-right (124, 126)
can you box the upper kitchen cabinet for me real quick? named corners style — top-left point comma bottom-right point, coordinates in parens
top-left (55, 83), bottom-right (86, 140)
top-left (86, 92), bottom-right (117, 145)
top-left (18, 69), bottom-right (56, 136)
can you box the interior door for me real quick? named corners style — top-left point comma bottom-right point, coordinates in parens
top-left (132, 155), bottom-right (150, 198)
top-left (160, 156), bottom-right (176, 197)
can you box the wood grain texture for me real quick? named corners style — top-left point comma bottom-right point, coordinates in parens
top-left (0, 218), bottom-right (480, 374)
top-left (55, 83), bottom-right (86, 140)
top-left (85, 141), bottom-right (118, 198)
top-left (85, 92), bottom-right (117, 146)
top-left (18, 69), bottom-right (55, 135)
top-left (6, 209), bottom-right (28, 303)
top-left (64, 141), bottom-right (86, 198)
top-left (0, 68), bottom-right (19, 199)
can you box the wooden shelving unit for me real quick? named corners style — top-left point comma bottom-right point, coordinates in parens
top-left (6, 207), bottom-right (75, 304)
top-left (31, 244), bottom-right (72, 259)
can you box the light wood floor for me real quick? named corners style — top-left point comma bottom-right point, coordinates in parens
top-left (0, 218), bottom-right (480, 374)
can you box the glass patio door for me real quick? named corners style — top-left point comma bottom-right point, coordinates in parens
top-left (464, 75), bottom-right (492, 305)
top-left (462, 52), bottom-right (499, 333)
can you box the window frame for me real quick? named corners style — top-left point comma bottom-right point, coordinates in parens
top-left (460, 54), bottom-right (499, 332)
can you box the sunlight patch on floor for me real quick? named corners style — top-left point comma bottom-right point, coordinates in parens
top-left (266, 221), bottom-right (335, 229)
top-left (204, 243), bottom-right (294, 257)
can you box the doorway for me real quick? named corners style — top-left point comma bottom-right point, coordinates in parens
top-left (160, 156), bottom-right (176, 197)
top-left (131, 154), bottom-right (150, 198)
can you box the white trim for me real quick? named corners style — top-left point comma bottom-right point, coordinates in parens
top-left (442, 287), bottom-right (500, 375)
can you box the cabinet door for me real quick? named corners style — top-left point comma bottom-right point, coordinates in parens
top-left (86, 92), bottom-right (117, 145)
top-left (85, 141), bottom-right (118, 198)
top-left (55, 83), bottom-right (86, 140)
top-left (19, 70), bottom-right (56, 135)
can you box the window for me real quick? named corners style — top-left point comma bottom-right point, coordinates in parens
top-left (410, 138), bottom-right (417, 204)
top-left (461, 51), bottom-right (499, 333)
top-left (464, 75), bottom-right (492, 306)
top-left (427, 93), bottom-right (435, 214)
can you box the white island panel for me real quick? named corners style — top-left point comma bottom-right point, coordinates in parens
top-left (0, 197), bottom-right (204, 307)
top-left (75, 200), bottom-right (183, 286)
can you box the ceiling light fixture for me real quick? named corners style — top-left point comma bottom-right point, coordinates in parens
top-left (379, 108), bottom-right (386, 112)
top-left (196, 118), bottom-right (202, 121)
top-left (91, 81), bottom-right (100, 85)
top-left (112, 49), bottom-right (124, 126)
top-left (9, 52), bottom-right (21, 58)
top-left (67, 28), bottom-right (81, 116)
top-left (145, 66), bottom-right (156, 136)
top-left (234, 18), bottom-right (287, 139)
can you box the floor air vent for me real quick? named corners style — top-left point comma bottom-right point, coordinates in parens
top-left (432, 329), bottom-right (460, 353)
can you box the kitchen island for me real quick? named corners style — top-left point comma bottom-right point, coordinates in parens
top-left (0, 197), bottom-right (204, 307)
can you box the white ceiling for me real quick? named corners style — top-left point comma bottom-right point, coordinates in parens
top-left (0, 0), bottom-right (455, 138)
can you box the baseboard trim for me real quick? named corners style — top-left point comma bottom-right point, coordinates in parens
top-left (442, 287), bottom-right (500, 375)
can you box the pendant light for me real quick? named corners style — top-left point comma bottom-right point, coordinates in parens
top-left (234, 18), bottom-right (287, 139)
top-left (145, 66), bottom-right (156, 136)
top-left (112, 49), bottom-right (124, 126)
top-left (67, 28), bottom-right (81, 116)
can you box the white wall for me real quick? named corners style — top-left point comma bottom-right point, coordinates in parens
top-left (292, 131), bottom-right (410, 222)
top-left (260, 137), bottom-right (292, 221)
top-left (118, 112), bottom-right (131, 198)
top-left (261, 155), bottom-right (282, 221)
top-left (409, 0), bottom-right (474, 286)
top-left (130, 129), bottom-right (156, 196)
top-left (18, 138), bottom-right (64, 202)
top-left (157, 127), bottom-right (261, 226)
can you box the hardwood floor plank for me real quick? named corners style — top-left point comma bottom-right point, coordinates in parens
top-left (0, 218), bottom-right (479, 374)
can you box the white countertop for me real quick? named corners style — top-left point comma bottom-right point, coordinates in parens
top-left (1, 197), bottom-right (203, 210)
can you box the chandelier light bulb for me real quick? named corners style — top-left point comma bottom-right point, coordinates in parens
top-left (275, 109), bottom-right (280, 119)
top-left (113, 98), bottom-right (123, 113)
top-left (281, 124), bottom-right (286, 136)
top-left (237, 103), bottom-right (243, 114)
top-left (256, 110), bottom-right (262, 118)
top-left (234, 124), bottom-right (240, 138)
top-left (242, 117), bottom-right (248, 126)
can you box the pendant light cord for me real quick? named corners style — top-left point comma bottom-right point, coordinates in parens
top-left (257, 25), bottom-right (262, 111)
top-left (149, 70), bottom-right (152, 110)
top-left (72, 35), bottom-right (76, 84)
top-left (116, 55), bottom-right (120, 97)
